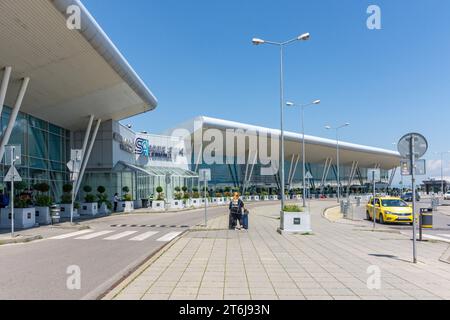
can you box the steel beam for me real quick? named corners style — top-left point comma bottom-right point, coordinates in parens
top-left (0, 67), bottom-right (12, 117)
top-left (0, 77), bottom-right (30, 162)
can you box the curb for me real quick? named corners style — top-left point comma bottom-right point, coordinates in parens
top-left (0, 235), bottom-right (43, 245)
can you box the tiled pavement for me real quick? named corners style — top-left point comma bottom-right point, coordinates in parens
top-left (108, 200), bottom-right (450, 300)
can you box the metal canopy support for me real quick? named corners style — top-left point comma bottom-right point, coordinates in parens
top-left (306, 163), bottom-right (316, 190)
top-left (0, 67), bottom-right (12, 117)
top-left (320, 157), bottom-right (332, 191)
top-left (388, 167), bottom-right (397, 188)
top-left (75, 118), bottom-right (102, 197)
top-left (243, 151), bottom-right (257, 195)
top-left (289, 155), bottom-right (300, 189)
top-left (0, 77), bottom-right (30, 162)
top-left (287, 154), bottom-right (295, 190)
top-left (347, 161), bottom-right (359, 189)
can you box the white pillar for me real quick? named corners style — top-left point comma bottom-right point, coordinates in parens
top-left (75, 119), bottom-right (102, 197)
top-left (0, 77), bottom-right (30, 162)
top-left (0, 67), bottom-right (12, 117)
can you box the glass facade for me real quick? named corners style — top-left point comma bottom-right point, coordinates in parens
top-left (0, 106), bottom-right (70, 201)
top-left (195, 160), bottom-right (389, 192)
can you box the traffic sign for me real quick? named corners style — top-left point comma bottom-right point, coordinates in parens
top-left (165, 173), bottom-right (172, 185)
top-left (400, 159), bottom-right (426, 176)
top-left (5, 145), bottom-right (21, 166)
top-left (199, 169), bottom-right (211, 182)
top-left (4, 165), bottom-right (22, 182)
top-left (71, 149), bottom-right (83, 162)
top-left (397, 133), bottom-right (428, 160)
top-left (367, 168), bottom-right (381, 182)
top-left (305, 171), bottom-right (313, 179)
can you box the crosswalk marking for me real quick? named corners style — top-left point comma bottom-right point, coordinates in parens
top-left (104, 231), bottom-right (138, 241)
top-left (156, 231), bottom-right (182, 242)
top-left (422, 234), bottom-right (450, 243)
top-left (49, 229), bottom-right (93, 240)
top-left (129, 231), bottom-right (159, 241)
top-left (75, 230), bottom-right (115, 240)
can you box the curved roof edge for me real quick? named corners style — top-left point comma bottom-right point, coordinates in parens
top-left (51, 0), bottom-right (158, 111)
top-left (197, 116), bottom-right (401, 158)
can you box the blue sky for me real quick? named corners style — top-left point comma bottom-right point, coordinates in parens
top-left (83, 0), bottom-right (450, 184)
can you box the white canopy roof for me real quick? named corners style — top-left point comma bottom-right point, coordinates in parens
top-left (167, 116), bottom-right (401, 170)
top-left (0, 0), bottom-right (157, 130)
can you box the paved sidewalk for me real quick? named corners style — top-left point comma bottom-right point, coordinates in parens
top-left (108, 200), bottom-right (450, 300)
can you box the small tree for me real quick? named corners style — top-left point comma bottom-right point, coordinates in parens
top-left (156, 186), bottom-right (164, 201)
top-left (182, 186), bottom-right (188, 193)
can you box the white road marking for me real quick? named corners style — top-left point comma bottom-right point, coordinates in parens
top-left (103, 231), bottom-right (138, 241)
top-left (437, 234), bottom-right (450, 239)
top-left (422, 234), bottom-right (450, 243)
top-left (129, 231), bottom-right (159, 241)
top-left (49, 229), bottom-right (93, 240)
top-left (75, 230), bottom-right (115, 240)
top-left (156, 231), bottom-right (182, 242)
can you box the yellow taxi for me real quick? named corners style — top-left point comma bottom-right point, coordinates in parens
top-left (366, 197), bottom-right (413, 225)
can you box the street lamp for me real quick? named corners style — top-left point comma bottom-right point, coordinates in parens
top-left (252, 33), bottom-right (310, 213)
top-left (325, 123), bottom-right (350, 203)
top-left (435, 151), bottom-right (450, 196)
top-left (286, 99), bottom-right (321, 207)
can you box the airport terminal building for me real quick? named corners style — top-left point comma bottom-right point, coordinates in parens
top-left (0, 0), bottom-right (401, 205)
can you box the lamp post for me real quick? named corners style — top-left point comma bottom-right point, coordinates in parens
top-left (435, 151), bottom-right (450, 196)
top-left (252, 33), bottom-right (310, 213)
top-left (325, 123), bottom-right (350, 203)
top-left (286, 100), bottom-right (321, 207)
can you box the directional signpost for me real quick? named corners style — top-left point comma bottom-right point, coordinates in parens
top-left (368, 168), bottom-right (381, 229)
top-left (4, 145), bottom-right (22, 238)
top-left (199, 169), bottom-right (211, 227)
top-left (398, 133), bottom-right (428, 264)
top-left (67, 149), bottom-right (82, 224)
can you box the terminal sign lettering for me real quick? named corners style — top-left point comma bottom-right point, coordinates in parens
top-left (135, 137), bottom-right (184, 162)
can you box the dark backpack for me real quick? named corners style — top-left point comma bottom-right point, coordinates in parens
top-left (230, 200), bottom-right (241, 215)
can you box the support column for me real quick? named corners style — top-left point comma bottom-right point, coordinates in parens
top-left (0, 77), bottom-right (30, 162)
top-left (75, 119), bottom-right (102, 197)
top-left (0, 67), bottom-right (12, 117)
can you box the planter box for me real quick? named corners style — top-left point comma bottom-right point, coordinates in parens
top-left (201, 198), bottom-right (209, 206)
top-left (279, 210), bottom-right (312, 234)
top-left (253, 195), bottom-right (260, 201)
top-left (244, 196), bottom-right (252, 202)
top-left (170, 199), bottom-right (184, 209)
top-left (1, 208), bottom-right (36, 230)
top-left (190, 199), bottom-right (202, 207)
top-left (270, 195), bottom-right (279, 201)
top-left (35, 207), bottom-right (51, 225)
top-left (98, 203), bottom-right (110, 215)
top-left (152, 200), bottom-right (165, 211)
top-left (79, 203), bottom-right (98, 216)
top-left (212, 197), bottom-right (224, 205)
top-left (262, 195), bottom-right (270, 201)
top-left (118, 201), bottom-right (134, 213)
top-left (59, 204), bottom-right (80, 219)
top-left (295, 195), bottom-right (302, 200)
top-left (134, 200), bottom-right (142, 209)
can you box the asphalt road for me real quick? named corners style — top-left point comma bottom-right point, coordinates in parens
top-left (352, 197), bottom-right (450, 241)
top-left (0, 202), bottom-right (268, 300)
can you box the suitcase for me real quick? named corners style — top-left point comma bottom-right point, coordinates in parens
top-left (242, 214), bottom-right (248, 229)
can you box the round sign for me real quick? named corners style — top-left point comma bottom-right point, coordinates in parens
top-left (397, 133), bottom-right (428, 159)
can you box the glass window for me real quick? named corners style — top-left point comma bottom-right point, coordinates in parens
top-left (49, 124), bottom-right (61, 136)
top-left (28, 127), bottom-right (48, 159)
top-left (28, 116), bottom-right (48, 131)
top-left (49, 134), bottom-right (62, 163)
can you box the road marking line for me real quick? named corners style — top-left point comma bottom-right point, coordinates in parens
top-left (156, 231), bottom-right (182, 242)
top-left (103, 231), bottom-right (138, 240)
top-left (423, 234), bottom-right (450, 243)
top-left (437, 234), bottom-right (450, 239)
top-left (49, 229), bottom-right (93, 240)
top-left (129, 231), bottom-right (159, 241)
top-left (75, 230), bottom-right (115, 240)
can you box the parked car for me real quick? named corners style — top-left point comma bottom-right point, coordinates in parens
top-left (444, 191), bottom-right (450, 200)
top-left (401, 192), bottom-right (420, 202)
top-left (366, 197), bottom-right (413, 225)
